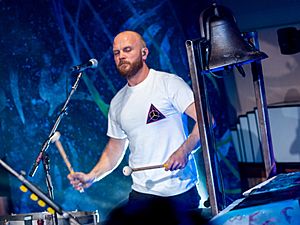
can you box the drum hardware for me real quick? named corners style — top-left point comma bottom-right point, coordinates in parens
top-left (23, 215), bottom-right (32, 225)
top-left (0, 159), bottom-right (81, 225)
top-left (19, 185), bottom-right (54, 215)
top-left (0, 211), bottom-right (99, 225)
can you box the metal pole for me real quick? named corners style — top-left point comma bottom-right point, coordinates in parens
top-left (185, 39), bottom-right (219, 216)
top-left (249, 32), bottom-right (277, 178)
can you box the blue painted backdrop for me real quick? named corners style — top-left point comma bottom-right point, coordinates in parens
top-left (0, 0), bottom-right (241, 222)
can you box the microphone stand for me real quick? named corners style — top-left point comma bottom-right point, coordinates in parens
top-left (28, 72), bottom-right (83, 225)
top-left (43, 154), bottom-right (58, 225)
top-left (43, 154), bottom-right (54, 201)
top-left (29, 71), bottom-right (83, 177)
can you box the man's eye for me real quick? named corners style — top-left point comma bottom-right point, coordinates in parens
top-left (124, 47), bottom-right (132, 52)
top-left (113, 51), bottom-right (119, 56)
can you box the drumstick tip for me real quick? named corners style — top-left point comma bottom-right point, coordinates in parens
top-left (50, 131), bottom-right (61, 143)
top-left (123, 166), bottom-right (132, 176)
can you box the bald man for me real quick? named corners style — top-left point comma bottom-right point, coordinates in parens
top-left (68, 31), bottom-right (205, 225)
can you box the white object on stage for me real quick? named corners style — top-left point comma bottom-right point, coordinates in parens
top-left (122, 164), bottom-right (167, 176)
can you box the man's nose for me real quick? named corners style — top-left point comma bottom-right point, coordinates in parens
top-left (119, 51), bottom-right (126, 59)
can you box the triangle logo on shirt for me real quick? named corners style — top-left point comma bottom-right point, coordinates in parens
top-left (146, 104), bottom-right (166, 124)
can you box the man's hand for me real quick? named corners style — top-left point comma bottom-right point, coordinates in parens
top-left (67, 172), bottom-right (95, 191)
top-left (164, 147), bottom-right (189, 171)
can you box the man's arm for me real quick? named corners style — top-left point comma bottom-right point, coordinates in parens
top-left (89, 137), bottom-right (128, 181)
top-left (164, 102), bottom-right (200, 171)
top-left (68, 137), bottom-right (128, 190)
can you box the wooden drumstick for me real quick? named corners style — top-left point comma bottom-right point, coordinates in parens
top-left (51, 131), bottom-right (84, 193)
top-left (123, 164), bottom-right (168, 176)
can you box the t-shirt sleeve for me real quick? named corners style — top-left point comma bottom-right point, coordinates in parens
top-left (167, 76), bottom-right (194, 113)
top-left (107, 106), bottom-right (127, 139)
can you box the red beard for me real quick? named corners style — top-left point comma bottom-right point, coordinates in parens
top-left (117, 57), bottom-right (143, 79)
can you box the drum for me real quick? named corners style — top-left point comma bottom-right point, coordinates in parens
top-left (0, 211), bottom-right (99, 225)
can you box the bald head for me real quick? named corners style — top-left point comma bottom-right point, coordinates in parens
top-left (113, 31), bottom-right (146, 49)
top-left (112, 30), bottom-right (149, 81)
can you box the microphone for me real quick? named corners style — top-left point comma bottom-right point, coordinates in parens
top-left (70, 58), bottom-right (98, 72)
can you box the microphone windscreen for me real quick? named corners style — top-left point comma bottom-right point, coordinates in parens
top-left (89, 58), bottom-right (98, 68)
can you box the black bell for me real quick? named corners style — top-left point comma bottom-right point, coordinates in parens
top-left (199, 4), bottom-right (268, 72)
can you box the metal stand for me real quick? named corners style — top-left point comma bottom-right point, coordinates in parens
top-left (185, 39), bottom-right (223, 216)
top-left (185, 32), bottom-right (277, 218)
top-left (29, 71), bottom-right (83, 177)
top-left (43, 154), bottom-right (58, 225)
top-left (249, 32), bottom-right (277, 178)
top-left (28, 72), bottom-right (84, 224)
top-left (0, 159), bottom-right (82, 225)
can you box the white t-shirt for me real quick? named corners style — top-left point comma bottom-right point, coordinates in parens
top-left (107, 69), bottom-right (198, 196)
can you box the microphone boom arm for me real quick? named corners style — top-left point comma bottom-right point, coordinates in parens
top-left (29, 72), bottom-right (83, 177)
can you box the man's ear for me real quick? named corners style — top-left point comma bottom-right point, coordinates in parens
top-left (141, 47), bottom-right (148, 59)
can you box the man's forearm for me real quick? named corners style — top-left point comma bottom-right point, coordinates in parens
top-left (181, 123), bottom-right (200, 155)
top-left (88, 138), bottom-right (128, 182)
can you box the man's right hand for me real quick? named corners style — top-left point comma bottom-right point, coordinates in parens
top-left (67, 172), bottom-right (95, 191)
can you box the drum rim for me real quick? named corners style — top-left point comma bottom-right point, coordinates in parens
top-left (0, 211), bottom-right (99, 221)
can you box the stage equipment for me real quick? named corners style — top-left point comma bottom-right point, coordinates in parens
top-left (70, 58), bottom-right (98, 72)
top-left (0, 159), bottom-right (82, 225)
top-left (208, 172), bottom-right (300, 225)
top-left (122, 164), bottom-right (167, 176)
top-left (29, 67), bottom-right (88, 177)
top-left (0, 211), bottom-right (99, 225)
top-left (277, 27), bottom-right (300, 55)
top-left (185, 3), bottom-right (276, 216)
top-left (199, 5), bottom-right (267, 72)
top-left (28, 59), bottom-right (96, 225)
